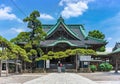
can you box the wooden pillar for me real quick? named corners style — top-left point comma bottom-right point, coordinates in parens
top-left (75, 52), bottom-right (78, 72)
top-left (46, 47), bottom-right (48, 54)
top-left (52, 47), bottom-right (54, 52)
top-left (115, 58), bottom-right (118, 73)
top-left (115, 55), bottom-right (118, 73)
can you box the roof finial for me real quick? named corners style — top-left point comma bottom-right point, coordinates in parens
top-left (57, 15), bottom-right (64, 22)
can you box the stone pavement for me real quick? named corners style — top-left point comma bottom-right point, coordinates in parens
top-left (96, 81), bottom-right (120, 84)
top-left (24, 73), bottom-right (98, 84)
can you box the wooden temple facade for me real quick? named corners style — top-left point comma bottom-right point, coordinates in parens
top-left (109, 43), bottom-right (120, 73)
top-left (38, 16), bottom-right (107, 70)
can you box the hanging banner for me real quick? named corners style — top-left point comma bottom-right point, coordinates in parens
top-left (46, 60), bottom-right (50, 68)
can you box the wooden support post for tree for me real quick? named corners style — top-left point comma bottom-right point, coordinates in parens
top-left (24, 61), bottom-right (26, 72)
top-left (20, 61), bottom-right (23, 73)
top-left (6, 60), bottom-right (8, 76)
top-left (15, 59), bottom-right (18, 74)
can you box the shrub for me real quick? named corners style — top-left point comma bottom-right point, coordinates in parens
top-left (98, 63), bottom-right (106, 71)
top-left (90, 65), bottom-right (97, 72)
top-left (98, 63), bottom-right (113, 71)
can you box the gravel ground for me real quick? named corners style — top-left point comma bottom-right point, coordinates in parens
top-left (0, 73), bottom-right (46, 84)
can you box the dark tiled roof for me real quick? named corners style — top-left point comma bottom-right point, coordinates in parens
top-left (41, 17), bottom-right (106, 47)
top-left (40, 40), bottom-right (86, 47)
top-left (112, 42), bottom-right (120, 51)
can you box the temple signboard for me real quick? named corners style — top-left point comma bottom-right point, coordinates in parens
top-left (79, 56), bottom-right (91, 61)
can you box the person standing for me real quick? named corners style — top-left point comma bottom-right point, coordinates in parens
top-left (57, 61), bottom-right (62, 73)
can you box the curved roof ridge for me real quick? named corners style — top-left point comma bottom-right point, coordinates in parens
top-left (87, 36), bottom-right (106, 42)
top-left (61, 21), bottom-right (80, 40)
top-left (46, 22), bottom-right (59, 36)
top-left (48, 40), bottom-right (77, 47)
top-left (79, 26), bottom-right (87, 38)
top-left (46, 20), bottom-right (81, 40)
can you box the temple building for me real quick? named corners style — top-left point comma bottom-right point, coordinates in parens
top-left (109, 42), bottom-right (120, 73)
top-left (38, 16), bottom-right (107, 70)
top-left (41, 16), bottom-right (106, 51)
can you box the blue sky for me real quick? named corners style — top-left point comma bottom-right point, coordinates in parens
top-left (0, 0), bottom-right (120, 52)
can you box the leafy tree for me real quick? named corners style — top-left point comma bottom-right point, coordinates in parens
top-left (10, 32), bottom-right (30, 44)
top-left (0, 36), bottom-right (10, 76)
top-left (36, 48), bottom-right (96, 61)
top-left (22, 10), bottom-right (46, 72)
top-left (88, 30), bottom-right (105, 39)
top-left (23, 10), bottom-right (46, 44)
top-left (0, 35), bottom-right (31, 75)
top-left (11, 10), bottom-right (47, 72)
top-left (88, 30), bottom-right (105, 52)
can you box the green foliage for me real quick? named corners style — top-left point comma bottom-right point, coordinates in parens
top-left (36, 55), bottom-right (52, 61)
top-left (37, 48), bottom-right (44, 56)
top-left (98, 63), bottom-right (113, 71)
top-left (90, 65), bottom-right (97, 72)
top-left (48, 51), bottom-right (54, 56)
top-left (24, 43), bottom-right (32, 51)
top-left (97, 46), bottom-right (105, 52)
top-left (54, 51), bottom-right (68, 59)
top-left (88, 30), bottom-right (105, 52)
top-left (0, 36), bottom-right (14, 60)
top-left (23, 10), bottom-right (46, 42)
top-left (10, 32), bottom-right (30, 43)
top-left (88, 30), bottom-right (105, 39)
top-left (10, 45), bottom-right (30, 62)
top-left (10, 10), bottom-right (47, 64)
top-left (37, 48), bottom-right (96, 61)
top-left (0, 50), bottom-right (8, 60)
top-left (30, 49), bottom-right (37, 56)
top-left (0, 35), bottom-right (30, 62)
top-left (22, 10), bottom-right (47, 62)
top-left (65, 49), bottom-right (72, 55)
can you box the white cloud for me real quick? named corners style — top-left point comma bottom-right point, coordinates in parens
top-left (107, 37), bottom-right (112, 41)
top-left (10, 28), bottom-right (25, 33)
top-left (106, 47), bottom-right (113, 52)
top-left (0, 27), bottom-right (26, 35)
top-left (0, 27), bottom-right (28, 40)
top-left (59, 0), bottom-right (94, 19)
top-left (0, 4), bottom-right (22, 22)
top-left (40, 13), bottom-right (54, 20)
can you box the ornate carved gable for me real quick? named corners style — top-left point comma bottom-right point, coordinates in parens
top-left (46, 23), bottom-right (79, 40)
